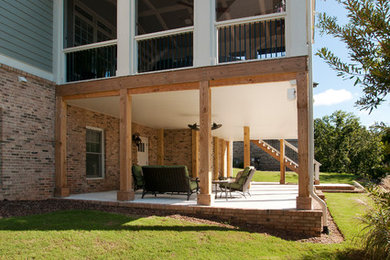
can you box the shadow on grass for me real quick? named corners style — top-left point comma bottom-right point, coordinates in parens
top-left (0, 210), bottom-right (235, 232)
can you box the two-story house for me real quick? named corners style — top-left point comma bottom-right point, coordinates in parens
top-left (0, 0), bottom-right (326, 235)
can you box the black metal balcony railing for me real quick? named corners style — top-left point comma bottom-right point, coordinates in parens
top-left (66, 45), bottom-right (117, 82)
top-left (218, 18), bottom-right (285, 63)
top-left (137, 32), bottom-right (193, 73)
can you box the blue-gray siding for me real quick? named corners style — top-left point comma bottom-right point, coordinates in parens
top-left (0, 0), bottom-right (53, 72)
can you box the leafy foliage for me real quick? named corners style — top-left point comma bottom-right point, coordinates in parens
top-left (314, 110), bottom-right (384, 178)
top-left (316, 0), bottom-right (390, 111)
top-left (360, 178), bottom-right (390, 259)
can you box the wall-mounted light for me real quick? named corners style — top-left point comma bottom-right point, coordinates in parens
top-left (287, 88), bottom-right (296, 100)
top-left (18, 76), bottom-right (28, 83)
top-left (132, 132), bottom-right (142, 148)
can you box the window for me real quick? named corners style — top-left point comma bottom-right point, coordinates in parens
top-left (137, 0), bottom-right (194, 35)
top-left (216, 0), bottom-right (286, 22)
top-left (86, 127), bottom-right (104, 178)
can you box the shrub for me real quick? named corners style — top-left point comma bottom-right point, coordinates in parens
top-left (360, 176), bottom-right (390, 259)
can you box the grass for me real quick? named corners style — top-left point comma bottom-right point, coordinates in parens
top-left (0, 193), bottom-right (369, 259)
top-left (233, 168), bottom-right (358, 184)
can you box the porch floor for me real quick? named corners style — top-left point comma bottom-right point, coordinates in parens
top-left (65, 182), bottom-right (299, 210)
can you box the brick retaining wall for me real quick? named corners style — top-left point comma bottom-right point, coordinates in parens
top-left (63, 199), bottom-right (323, 236)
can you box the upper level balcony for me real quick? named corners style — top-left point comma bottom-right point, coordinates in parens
top-left (60, 0), bottom-right (310, 83)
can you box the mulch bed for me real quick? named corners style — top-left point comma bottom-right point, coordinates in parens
top-left (0, 199), bottom-right (343, 244)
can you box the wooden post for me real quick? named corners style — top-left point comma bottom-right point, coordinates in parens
top-left (296, 72), bottom-right (312, 210)
top-left (213, 136), bottom-right (220, 180)
top-left (220, 139), bottom-right (226, 178)
top-left (197, 81), bottom-right (214, 205)
top-left (244, 126), bottom-right (250, 168)
top-left (55, 97), bottom-right (70, 197)
top-left (117, 89), bottom-right (135, 201)
top-left (192, 129), bottom-right (199, 178)
top-left (280, 139), bottom-right (286, 184)
top-left (226, 141), bottom-right (232, 178)
top-left (158, 128), bottom-right (164, 165)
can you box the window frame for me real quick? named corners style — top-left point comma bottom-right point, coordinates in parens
top-left (85, 126), bottom-right (105, 179)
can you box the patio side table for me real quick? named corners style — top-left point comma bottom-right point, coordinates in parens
top-left (212, 179), bottom-right (233, 201)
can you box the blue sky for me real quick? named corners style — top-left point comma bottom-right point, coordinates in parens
top-left (312, 0), bottom-right (390, 127)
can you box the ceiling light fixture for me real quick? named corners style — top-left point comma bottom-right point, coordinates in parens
top-left (187, 122), bottom-right (222, 131)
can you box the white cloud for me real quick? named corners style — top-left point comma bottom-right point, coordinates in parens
top-left (314, 89), bottom-right (353, 106)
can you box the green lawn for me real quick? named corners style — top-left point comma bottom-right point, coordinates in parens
top-left (0, 193), bottom-right (369, 259)
top-left (233, 168), bottom-right (358, 184)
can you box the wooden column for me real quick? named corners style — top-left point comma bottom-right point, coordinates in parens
top-left (117, 89), bottom-right (135, 201)
top-left (220, 139), bottom-right (227, 177)
top-left (197, 81), bottom-right (214, 205)
top-left (55, 97), bottom-right (70, 197)
top-left (191, 129), bottom-right (199, 178)
top-left (244, 126), bottom-right (250, 167)
top-left (226, 141), bottom-right (232, 178)
top-left (158, 128), bottom-right (164, 165)
top-left (213, 136), bottom-right (220, 180)
top-left (296, 72), bottom-right (312, 210)
top-left (280, 139), bottom-right (286, 184)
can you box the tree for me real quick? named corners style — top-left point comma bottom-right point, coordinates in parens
top-left (314, 111), bottom-right (384, 177)
top-left (316, 0), bottom-right (390, 111)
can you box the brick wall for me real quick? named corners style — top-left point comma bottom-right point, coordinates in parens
top-left (66, 106), bottom-right (163, 194)
top-left (66, 105), bottom-right (120, 194)
top-left (0, 64), bottom-right (56, 200)
top-left (233, 140), bottom-right (298, 171)
top-left (164, 129), bottom-right (193, 175)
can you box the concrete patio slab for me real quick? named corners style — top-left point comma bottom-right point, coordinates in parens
top-left (65, 183), bottom-right (298, 210)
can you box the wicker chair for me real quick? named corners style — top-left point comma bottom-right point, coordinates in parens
top-left (219, 166), bottom-right (256, 198)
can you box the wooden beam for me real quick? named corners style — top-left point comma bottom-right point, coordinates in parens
top-left (226, 141), bottom-right (232, 178)
top-left (192, 129), bottom-right (199, 178)
top-left (198, 81), bottom-right (213, 205)
top-left (127, 82), bottom-right (199, 95)
top-left (296, 72), bottom-right (312, 210)
top-left (117, 89), bottom-right (135, 201)
top-left (213, 136), bottom-right (220, 180)
top-left (280, 139), bottom-right (286, 184)
top-left (54, 97), bottom-right (69, 197)
top-left (62, 90), bottom-right (120, 100)
top-left (209, 72), bottom-right (297, 88)
top-left (56, 56), bottom-right (308, 97)
top-left (244, 126), bottom-right (250, 168)
top-left (220, 139), bottom-right (227, 178)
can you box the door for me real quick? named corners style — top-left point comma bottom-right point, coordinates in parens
top-left (137, 136), bottom-right (149, 166)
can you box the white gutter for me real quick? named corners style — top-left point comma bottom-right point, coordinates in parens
top-left (306, 0), bottom-right (328, 234)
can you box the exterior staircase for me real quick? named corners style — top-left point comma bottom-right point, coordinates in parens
top-left (251, 139), bottom-right (299, 173)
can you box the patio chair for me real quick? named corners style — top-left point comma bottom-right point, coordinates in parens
top-left (219, 166), bottom-right (256, 198)
top-left (132, 165), bottom-right (145, 191)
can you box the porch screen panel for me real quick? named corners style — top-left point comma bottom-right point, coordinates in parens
top-left (216, 0), bottom-right (286, 21)
top-left (137, 0), bottom-right (194, 35)
top-left (86, 129), bottom-right (103, 178)
top-left (64, 0), bottom-right (117, 48)
top-left (137, 32), bottom-right (193, 73)
top-left (218, 19), bottom-right (285, 63)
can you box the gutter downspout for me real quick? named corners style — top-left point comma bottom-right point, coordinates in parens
top-left (306, 0), bottom-right (329, 234)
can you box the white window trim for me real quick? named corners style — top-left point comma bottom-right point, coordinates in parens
top-left (86, 126), bottom-right (105, 180)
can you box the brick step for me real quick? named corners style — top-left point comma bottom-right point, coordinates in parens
top-left (321, 189), bottom-right (365, 193)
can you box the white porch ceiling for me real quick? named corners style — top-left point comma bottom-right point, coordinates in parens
top-left (67, 81), bottom-right (298, 141)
